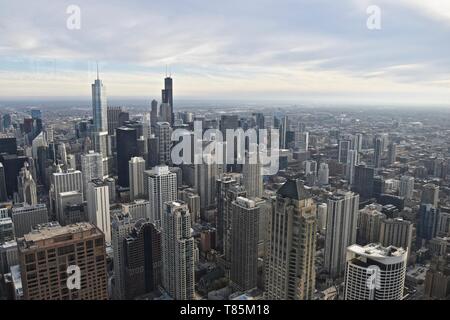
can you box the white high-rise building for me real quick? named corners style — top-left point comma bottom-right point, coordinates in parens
top-left (58, 143), bottom-right (67, 166)
top-left (121, 199), bottom-right (151, 220)
top-left (111, 212), bottom-right (134, 300)
top-left (346, 149), bottom-right (358, 185)
top-left (324, 190), bottom-right (359, 279)
top-left (86, 179), bottom-right (111, 243)
top-left (399, 176), bottom-right (414, 200)
top-left (17, 164), bottom-right (37, 206)
top-left (146, 166), bottom-right (177, 225)
top-left (295, 127), bottom-right (309, 151)
top-left (51, 167), bottom-right (83, 224)
top-left (304, 160), bottom-right (317, 175)
top-left (318, 162), bottom-right (329, 186)
top-left (242, 151), bottom-right (263, 198)
top-left (81, 151), bottom-right (104, 197)
top-left (344, 243), bottom-right (407, 300)
top-left (161, 201), bottom-right (195, 300)
top-left (129, 157), bottom-right (146, 201)
top-left (195, 161), bottom-right (221, 212)
top-left (317, 203), bottom-right (327, 234)
top-left (67, 154), bottom-right (76, 170)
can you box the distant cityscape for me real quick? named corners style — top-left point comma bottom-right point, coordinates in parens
top-left (0, 70), bottom-right (449, 301)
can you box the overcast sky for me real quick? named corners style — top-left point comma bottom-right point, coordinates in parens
top-left (0, 0), bottom-right (450, 105)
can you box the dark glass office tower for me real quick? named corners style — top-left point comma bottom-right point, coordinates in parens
top-left (161, 76), bottom-right (173, 125)
top-left (2, 114), bottom-right (11, 130)
top-left (123, 220), bottom-right (162, 299)
top-left (116, 127), bottom-right (139, 188)
top-left (352, 165), bottom-right (375, 200)
top-left (219, 115), bottom-right (239, 135)
top-left (0, 163), bottom-right (7, 201)
top-left (0, 135), bottom-right (17, 155)
top-left (0, 154), bottom-right (29, 197)
top-left (150, 99), bottom-right (158, 128)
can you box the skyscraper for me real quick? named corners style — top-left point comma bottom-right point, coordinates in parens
top-left (294, 123), bottom-right (309, 151)
top-left (81, 151), bottom-right (104, 197)
top-left (51, 167), bottom-right (83, 224)
top-left (150, 99), bottom-right (158, 128)
top-left (155, 122), bottom-right (171, 165)
top-left (353, 165), bottom-right (374, 200)
top-left (0, 134), bottom-right (17, 155)
top-left (379, 218), bottom-right (413, 253)
top-left (18, 222), bottom-right (108, 300)
top-left (279, 116), bottom-right (288, 149)
top-left (242, 151), bottom-right (263, 198)
top-left (11, 204), bottom-right (49, 238)
top-left (318, 162), bottom-right (329, 186)
top-left (421, 183), bottom-right (439, 208)
top-left (194, 161), bottom-right (219, 212)
top-left (230, 197), bottom-right (259, 291)
top-left (357, 204), bottom-right (385, 245)
top-left (417, 204), bottom-right (440, 244)
top-left (0, 163), bottom-right (8, 201)
top-left (159, 103), bottom-right (172, 124)
top-left (91, 69), bottom-right (108, 133)
top-left (107, 106), bottom-right (123, 136)
top-left (216, 174), bottom-right (244, 256)
top-left (324, 190), bottom-right (359, 279)
top-left (387, 142), bottom-right (397, 165)
top-left (86, 179), bottom-right (111, 243)
top-left (17, 163), bottom-right (37, 206)
top-left (161, 76), bottom-right (174, 125)
top-left (0, 216), bottom-right (14, 243)
top-left (57, 191), bottom-right (86, 226)
top-left (265, 179), bottom-right (317, 300)
top-left (123, 220), bottom-right (162, 299)
top-left (116, 127), bottom-right (139, 188)
top-left (91, 70), bottom-right (109, 173)
top-left (129, 157), bottom-right (146, 201)
top-left (344, 243), bottom-right (407, 300)
top-left (161, 201), bottom-right (195, 300)
top-left (178, 188), bottom-right (201, 224)
top-left (112, 212), bottom-right (134, 300)
top-left (399, 176), bottom-right (414, 200)
top-left (219, 115), bottom-right (239, 136)
top-left (146, 166), bottom-right (177, 225)
top-left (346, 149), bottom-right (358, 185)
top-left (373, 135), bottom-right (383, 169)
top-left (338, 138), bottom-right (351, 164)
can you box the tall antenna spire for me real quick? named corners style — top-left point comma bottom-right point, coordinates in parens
top-left (165, 64), bottom-right (168, 77)
top-left (96, 61), bottom-right (99, 80)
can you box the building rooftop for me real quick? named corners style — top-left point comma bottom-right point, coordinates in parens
top-left (18, 222), bottom-right (102, 251)
top-left (348, 243), bottom-right (407, 265)
top-left (11, 203), bottom-right (47, 213)
top-left (277, 179), bottom-right (311, 200)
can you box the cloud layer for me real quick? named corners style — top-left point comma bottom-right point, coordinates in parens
top-left (0, 0), bottom-right (449, 105)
